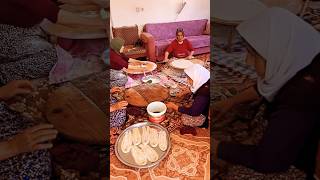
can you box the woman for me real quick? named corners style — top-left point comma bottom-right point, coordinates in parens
top-left (0, 0), bottom-right (107, 84)
top-left (164, 28), bottom-right (195, 61)
top-left (213, 7), bottom-right (320, 178)
top-left (166, 64), bottom-right (210, 128)
top-left (110, 69), bottom-right (128, 128)
top-left (0, 80), bottom-right (58, 179)
top-left (110, 37), bottom-right (130, 70)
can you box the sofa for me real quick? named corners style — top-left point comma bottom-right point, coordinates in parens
top-left (112, 25), bottom-right (147, 59)
top-left (141, 19), bottom-right (210, 61)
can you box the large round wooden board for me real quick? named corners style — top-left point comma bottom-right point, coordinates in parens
top-left (124, 84), bottom-right (169, 107)
top-left (46, 84), bottom-right (107, 144)
top-left (124, 61), bottom-right (157, 74)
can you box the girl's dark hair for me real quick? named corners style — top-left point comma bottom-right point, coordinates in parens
top-left (176, 28), bottom-right (185, 36)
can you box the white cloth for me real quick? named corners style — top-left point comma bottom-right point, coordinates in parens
top-left (237, 7), bottom-right (320, 102)
top-left (184, 64), bottom-right (210, 93)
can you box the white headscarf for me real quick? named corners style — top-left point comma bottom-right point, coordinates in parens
top-left (184, 64), bottom-right (210, 93)
top-left (237, 7), bottom-right (320, 102)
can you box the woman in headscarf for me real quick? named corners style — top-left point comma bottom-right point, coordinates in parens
top-left (0, 1), bottom-right (105, 178)
top-left (166, 64), bottom-right (210, 128)
top-left (110, 37), bottom-right (130, 70)
top-left (109, 69), bottom-right (128, 128)
top-left (0, 0), bottom-right (107, 83)
top-left (213, 7), bottom-right (320, 178)
top-left (0, 80), bottom-right (58, 179)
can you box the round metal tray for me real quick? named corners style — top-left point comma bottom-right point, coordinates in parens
top-left (115, 121), bottom-right (171, 169)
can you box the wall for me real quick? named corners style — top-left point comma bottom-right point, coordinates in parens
top-left (110, 0), bottom-right (210, 34)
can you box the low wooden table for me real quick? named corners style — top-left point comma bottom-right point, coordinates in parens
top-left (212, 0), bottom-right (267, 52)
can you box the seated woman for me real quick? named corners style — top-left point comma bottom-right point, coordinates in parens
top-left (110, 69), bottom-right (128, 128)
top-left (166, 64), bottom-right (210, 128)
top-left (0, 80), bottom-right (58, 179)
top-left (110, 37), bottom-right (130, 70)
top-left (110, 87), bottom-right (128, 127)
top-left (0, 0), bottom-right (107, 84)
top-left (164, 28), bottom-right (195, 61)
top-left (213, 7), bottom-right (320, 179)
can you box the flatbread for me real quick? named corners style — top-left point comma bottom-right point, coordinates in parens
top-left (139, 144), bottom-right (159, 162)
top-left (158, 130), bottom-right (168, 151)
top-left (131, 146), bottom-right (148, 166)
top-left (121, 131), bottom-right (132, 153)
top-left (149, 128), bottom-right (159, 148)
top-left (132, 128), bottom-right (141, 146)
top-left (141, 126), bottom-right (150, 145)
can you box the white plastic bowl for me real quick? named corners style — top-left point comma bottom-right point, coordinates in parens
top-left (147, 101), bottom-right (167, 118)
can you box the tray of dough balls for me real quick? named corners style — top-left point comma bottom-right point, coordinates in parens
top-left (115, 121), bottom-right (171, 168)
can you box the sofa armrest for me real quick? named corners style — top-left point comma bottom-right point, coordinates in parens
top-left (140, 32), bottom-right (156, 62)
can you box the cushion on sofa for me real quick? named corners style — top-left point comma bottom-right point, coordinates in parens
top-left (145, 19), bottom-right (208, 41)
top-left (112, 25), bottom-right (139, 46)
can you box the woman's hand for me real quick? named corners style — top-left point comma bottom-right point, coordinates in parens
top-left (0, 80), bottom-right (33, 101)
top-left (9, 124), bottom-right (58, 155)
top-left (165, 102), bottom-right (179, 111)
top-left (212, 98), bottom-right (235, 120)
top-left (110, 87), bottom-right (123, 94)
top-left (110, 101), bottom-right (128, 112)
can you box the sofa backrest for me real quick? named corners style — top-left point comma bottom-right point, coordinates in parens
top-left (112, 25), bottom-right (139, 46)
top-left (144, 19), bottom-right (208, 41)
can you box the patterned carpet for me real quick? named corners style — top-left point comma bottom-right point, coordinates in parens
top-left (211, 4), bottom-right (320, 179)
top-left (110, 54), bottom-right (210, 179)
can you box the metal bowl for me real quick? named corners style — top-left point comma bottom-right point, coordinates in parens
top-left (115, 121), bottom-right (171, 169)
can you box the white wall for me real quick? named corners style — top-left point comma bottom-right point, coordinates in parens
top-left (110, 0), bottom-right (210, 34)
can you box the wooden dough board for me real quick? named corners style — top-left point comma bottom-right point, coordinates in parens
top-left (46, 84), bottom-right (107, 145)
top-left (124, 84), bottom-right (169, 107)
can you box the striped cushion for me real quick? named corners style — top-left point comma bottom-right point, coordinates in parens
top-left (112, 25), bottom-right (139, 46)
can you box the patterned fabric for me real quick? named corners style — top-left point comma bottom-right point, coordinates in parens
top-left (212, 35), bottom-right (257, 79)
top-left (212, 64), bottom-right (249, 84)
top-left (0, 23), bottom-right (55, 179)
top-left (110, 69), bottom-right (127, 87)
top-left (0, 102), bottom-right (51, 180)
top-left (110, 95), bottom-right (126, 128)
top-left (110, 70), bottom-right (127, 128)
top-left (112, 25), bottom-right (139, 46)
top-left (181, 114), bottom-right (206, 127)
top-left (110, 130), bottom-right (210, 180)
top-left (0, 24), bottom-right (57, 84)
top-left (303, 7), bottom-right (320, 31)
